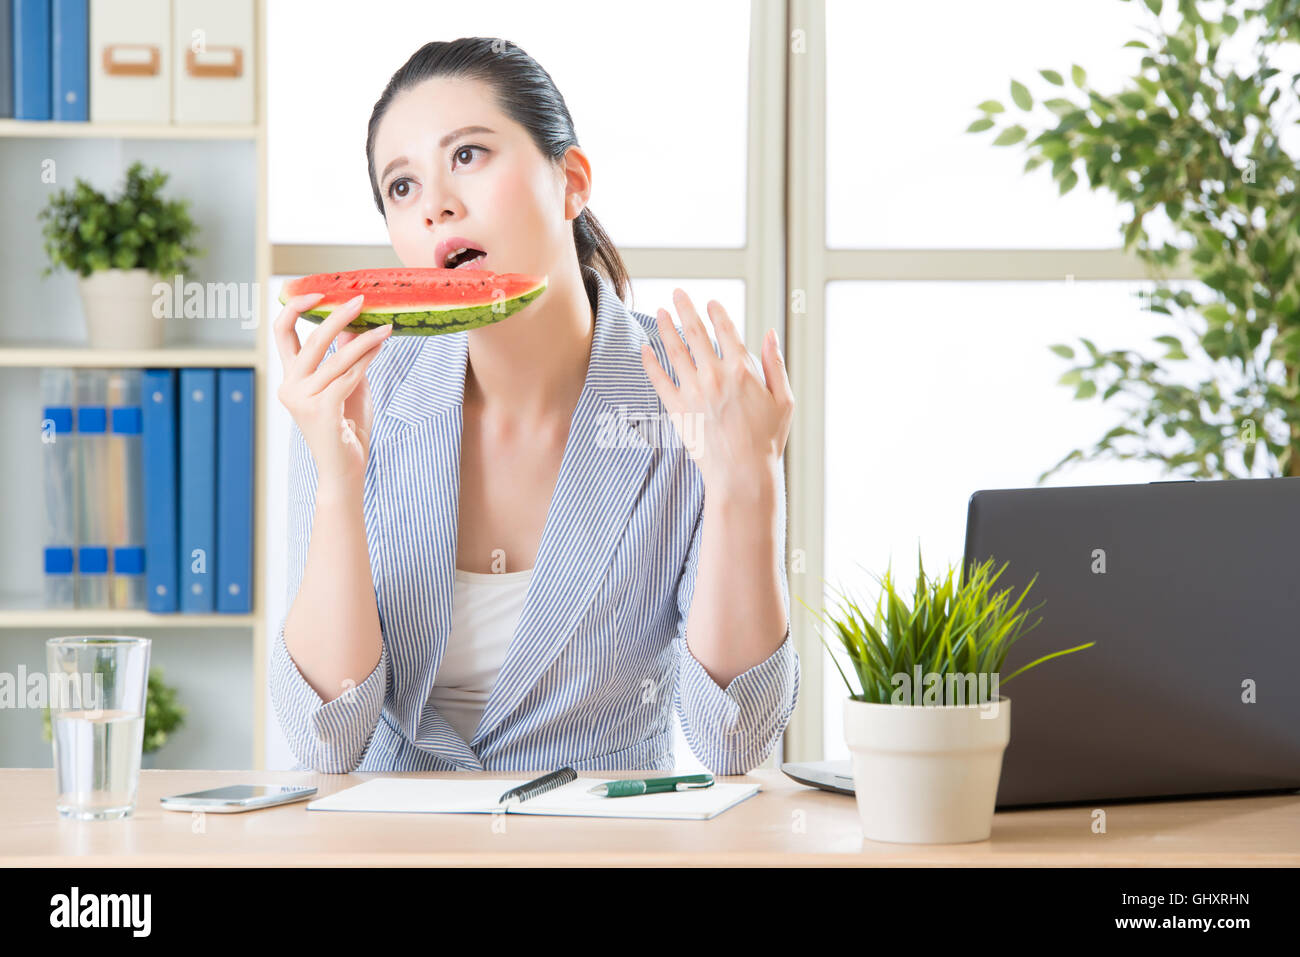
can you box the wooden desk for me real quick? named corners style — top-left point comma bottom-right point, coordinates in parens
top-left (1, 768), bottom-right (1296, 866)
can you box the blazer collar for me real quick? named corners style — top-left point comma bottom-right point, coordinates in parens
top-left (375, 265), bottom-right (665, 769)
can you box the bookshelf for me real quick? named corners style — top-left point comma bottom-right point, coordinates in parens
top-left (0, 0), bottom-right (271, 771)
top-left (0, 606), bottom-right (255, 628)
top-left (0, 346), bottom-right (261, 368)
top-left (0, 119), bottom-right (259, 140)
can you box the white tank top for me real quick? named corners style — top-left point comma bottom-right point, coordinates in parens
top-left (427, 566), bottom-right (534, 745)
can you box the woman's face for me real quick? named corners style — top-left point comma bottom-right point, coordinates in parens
top-left (372, 75), bottom-right (588, 280)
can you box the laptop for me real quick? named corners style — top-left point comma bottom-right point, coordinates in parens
top-left (783, 477), bottom-right (1300, 808)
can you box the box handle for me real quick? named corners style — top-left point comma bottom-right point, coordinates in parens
top-left (102, 44), bottom-right (161, 77)
top-left (186, 46), bottom-right (244, 78)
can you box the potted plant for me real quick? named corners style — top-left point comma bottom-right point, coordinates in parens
top-left (43, 666), bottom-right (188, 768)
top-left (799, 552), bottom-right (1094, 844)
top-left (38, 161), bottom-right (201, 349)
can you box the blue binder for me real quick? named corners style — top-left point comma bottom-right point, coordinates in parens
top-left (41, 395), bottom-right (75, 606)
top-left (216, 369), bottom-right (253, 613)
top-left (13, 0), bottom-right (51, 120)
top-left (141, 369), bottom-right (178, 613)
top-left (110, 395), bottom-right (145, 607)
top-left (75, 400), bottom-right (108, 606)
top-left (1, 0), bottom-right (14, 118)
top-left (51, 0), bottom-right (86, 121)
top-left (178, 368), bottom-right (216, 613)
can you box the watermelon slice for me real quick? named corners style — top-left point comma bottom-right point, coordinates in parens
top-left (277, 267), bottom-right (547, 335)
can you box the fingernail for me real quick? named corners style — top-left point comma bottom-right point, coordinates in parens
top-left (301, 292), bottom-right (325, 303)
top-left (348, 294), bottom-right (364, 306)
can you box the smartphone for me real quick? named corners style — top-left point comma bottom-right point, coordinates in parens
top-left (160, 784), bottom-right (318, 813)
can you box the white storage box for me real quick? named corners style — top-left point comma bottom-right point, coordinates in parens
top-left (90, 0), bottom-right (172, 124)
top-left (172, 0), bottom-right (255, 125)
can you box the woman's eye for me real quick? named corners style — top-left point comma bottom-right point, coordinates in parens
top-left (387, 177), bottom-right (412, 201)
top-left (453, 145), bottom-right (485, 169)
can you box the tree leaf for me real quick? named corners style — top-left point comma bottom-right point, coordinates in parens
top-left (1049, 344), bottom-right (1075, 359)
top-left (1071, 63), bottom-right (1087, 86)
top-left (1075, 380), bottom-right (1098, 399)
top-left (1039, 69), bottom-right (1065, 86)
top-left (1203, 304), bottom-right (1232, 325)
top-left (966, 117), bottom-right (995, 133)
top-left (977, 99), bottom-right (1005, 113)
top-left (1011, 79), bottom-right (1033, 110)
top-left (1059, 169), bottom-right (1079, 194)
top-left (992, 124), bottom-right (1027, 146)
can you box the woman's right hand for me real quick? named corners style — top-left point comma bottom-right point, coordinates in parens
top-left (274, 292), bottom-right (393, 490)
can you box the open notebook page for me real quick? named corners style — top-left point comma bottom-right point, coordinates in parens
top-left (306, 776), bottom-right (761, 820)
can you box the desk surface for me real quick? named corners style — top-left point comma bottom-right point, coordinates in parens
top-left (2, 768), bottom-right (1297, 867)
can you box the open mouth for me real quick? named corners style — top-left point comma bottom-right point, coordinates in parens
top-left (444, 245), bottom-right (488, 269)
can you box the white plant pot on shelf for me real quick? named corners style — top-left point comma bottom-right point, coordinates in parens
top-left (76, 268), bottom-right (165, 349)
top-left (844, 696), bottom-right (1011, 844)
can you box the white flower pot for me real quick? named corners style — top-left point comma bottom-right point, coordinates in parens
top-left (843, 696), bottom-right (1011, 844)
top-left (76, 268), bottom-right (165, 349)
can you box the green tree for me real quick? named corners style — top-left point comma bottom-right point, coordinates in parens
top-left (971, 0), bottom-right (1300, 479)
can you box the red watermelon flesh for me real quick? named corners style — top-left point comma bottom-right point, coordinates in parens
top-left (278, 267), bottom-right (548, 335)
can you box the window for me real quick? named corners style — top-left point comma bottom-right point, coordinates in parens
top-left (267, 0), bottom-right (750, 247)
top-left (812, 1), bottom-right (1212, 759)
top-left (826, 0), bottom-right (1151, 248)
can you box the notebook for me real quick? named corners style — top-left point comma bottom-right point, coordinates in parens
top-left (306, 777), bottom-right (761, 821)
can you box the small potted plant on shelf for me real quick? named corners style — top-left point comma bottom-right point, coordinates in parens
top-left (798, 551), bottom-right (1094, 844)
top-left (38, 161), bottom-right (202, 349)
top-left (43, 666), bottom-right (187, 768)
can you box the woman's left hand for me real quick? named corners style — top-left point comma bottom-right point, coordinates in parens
top-left (640, 288), bottom-right (795, 499)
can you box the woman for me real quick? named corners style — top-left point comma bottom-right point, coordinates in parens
top-left (270, 37), bottom-right (798, 774)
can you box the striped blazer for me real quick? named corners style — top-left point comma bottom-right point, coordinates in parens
top-left (270, 264), bottom-right (800, 774)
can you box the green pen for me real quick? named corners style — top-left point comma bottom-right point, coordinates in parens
top-left (587, 773), bottom-right (715, 797)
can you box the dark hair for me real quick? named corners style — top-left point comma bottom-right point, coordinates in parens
top-left (366, 37), bottom-right (630, 304)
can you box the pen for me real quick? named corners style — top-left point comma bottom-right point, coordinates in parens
top-left (587, 773), bottom-right (715, 798)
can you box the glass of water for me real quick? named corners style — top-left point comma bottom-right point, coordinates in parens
top-left (45, 635), bottom-right (151, 821)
